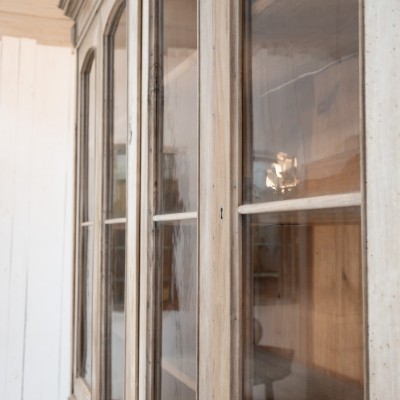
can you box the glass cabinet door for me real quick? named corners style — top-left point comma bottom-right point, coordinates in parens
top-left (241, 1), bottom-right (364, 399)
top-left (77, 52), bottom-right (96, 389)
top-left (149, 0), bottom-right (199, 399)
top-left (103, 6), bottom-right (128, 400)
top-left (243, 0), bottom-right (360, 204)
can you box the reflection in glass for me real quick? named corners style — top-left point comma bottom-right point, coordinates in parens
top-left (243, 0), bottom-right (360, 203)
top-left (155, 221), bottom-right (197, 400)
top-left (157, 0), bottom-right (198, 214)
top-left (108, 8), bottom-right (127, 219)
top-left (106, 224), bottom-right (126, 400)
top-left (243, 208), bottom-right (364, 399)
top-left (80, 226), bottom-right (94, 386)
top-left (84, 58), bottom-right (96, 222)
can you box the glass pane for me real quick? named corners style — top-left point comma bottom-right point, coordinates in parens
top-left (79, 225), bottom-right (94, 386)
top-left (243, 208), bottom-right (364, 399)
top-left (108, 8), bottom-right (127, 219)
top-left (157, 0), bottom-right (198, 214)
top-left (243, 0), bottom-right (360, 203)
top-left (105, 223), bottom-right (126, 400)
top-left (155, 220), bottom-right (197, 400)
top-left (83, 58), bottom-right (96, 222)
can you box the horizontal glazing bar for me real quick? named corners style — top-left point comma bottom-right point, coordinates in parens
top-left (104, 218), bottom-right (127, 225)
top-left (153, 211), bottom-right (198, 222)
top-left (238, 192), bottom-right (361, 215)
top-left (81, 221), bottom-right (93, 227)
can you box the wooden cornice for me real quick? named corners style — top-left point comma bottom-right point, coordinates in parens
top-left (58, 0), bottom-right (83, 21)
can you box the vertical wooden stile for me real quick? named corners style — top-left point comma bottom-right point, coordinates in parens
top-left (198, 0), bottom-right (235, 398)
top-left (125, 0), bottom-right (142, 399)
top-left (365, 1), bottom-right (400, 398)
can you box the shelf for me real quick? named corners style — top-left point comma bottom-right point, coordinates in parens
top-left (161, 357), bottom-right (197, 392)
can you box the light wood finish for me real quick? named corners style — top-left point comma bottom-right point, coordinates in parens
top-left (82, 221), bottom-right (94, 227)
top-left (125, 0), bottom-right (141, 399)
top-left (138, 0), bottom-right (151, 398)
top-left (365, 1), bottom-right (400, 398)
top-left (62, 0), bottom-right (400, 398)
top-left (74, 0), bottom-right (100, 46)
top-left (198, 0), bottom-right (238, 398)
top-left (72, 3), bottom-right (133, 400)
top-left (0, 0), bottom-right (73, 46)
top-left (152, 212), bottom-right (197, 222)
top-left (104, 217), bottom-right (127, 224)
top-left (74, 378), bottom-right (91, 400)
top-left (238, 193), bottom-right (361, 215)
top-left (311, 224), bottom-right (363, 383)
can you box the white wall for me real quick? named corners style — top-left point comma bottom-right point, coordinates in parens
top-left (0, 36), bottom-right (76, 400)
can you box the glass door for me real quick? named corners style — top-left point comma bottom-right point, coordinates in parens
top-left (142, 0), bottom-right (199, 399)
top-left (241, 1), bottom-right (364, 399)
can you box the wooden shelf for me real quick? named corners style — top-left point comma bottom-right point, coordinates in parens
top-left (161, 357), bottom-right (197, 392)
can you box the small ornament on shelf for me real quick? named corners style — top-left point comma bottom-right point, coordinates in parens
top-left (266, 152), bottom-right (299, 194)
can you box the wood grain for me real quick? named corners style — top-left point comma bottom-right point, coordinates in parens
top-left (365, 0), bottom-right (400, 398)
top-left (198, 0), bottom-right (233, 398)
top-left (125, 0), bottom-right (141, 399)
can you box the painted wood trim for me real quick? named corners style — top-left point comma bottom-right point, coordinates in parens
top-left (198, 0), bottom-right (233, 398)
top-left (152, 212), bottom-right (197, 222)
top-left (125, 0), bottom-right (142, 399)
top-left (238, 192), bottom-right (362, 215)
top-left (365, 1), bottom-right (400, 398)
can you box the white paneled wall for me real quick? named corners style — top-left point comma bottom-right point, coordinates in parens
top-left (0, 36), bottom-right (76, 400)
